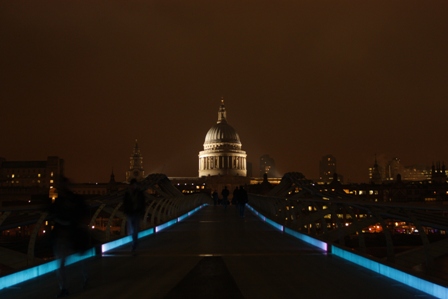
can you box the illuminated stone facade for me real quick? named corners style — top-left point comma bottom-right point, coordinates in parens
top-left (198, 100), bottom-right (247, 177)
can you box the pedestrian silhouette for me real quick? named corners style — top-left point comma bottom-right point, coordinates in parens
top-left (123, 178), bottom-right (146, 253)
top-left (233, 186), bottom-right (240, 214)
top-left (238, 185), bottom-right (248, 217)
top-left (221, 186), bottom-right (230, 209)
top-left (212, 190), bottom-right (219, 206)
top-left (50, 176), bottom-right (90, 298)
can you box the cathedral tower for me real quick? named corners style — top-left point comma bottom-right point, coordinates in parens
top-left (126, 139), bottom-right (145, 182)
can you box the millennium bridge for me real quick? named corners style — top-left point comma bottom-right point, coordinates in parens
top-left (0, 173), bottom-right (447, 298)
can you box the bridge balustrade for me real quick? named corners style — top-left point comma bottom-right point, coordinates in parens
top-left (0, 190), bottom-right (211, 279)
top-left (247, 191), bottom-right (448, 288)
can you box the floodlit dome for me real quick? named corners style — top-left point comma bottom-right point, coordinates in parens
top-left (198, 99), bottom-right (247, 177)
top-left (204, 121), bottom-right (241, 146)
top-left (203, 100), bottom-right (242, 150)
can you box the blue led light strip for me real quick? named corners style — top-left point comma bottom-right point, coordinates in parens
top-left (332, 246), bottom-right (448, 299)
top-left (247, 204), bottom-right (448, 298)
top-left (0, 204), bottom-right (207, 291)
top-left (0, 248), bottom-right (95, 290)
top-left (284, 228), bottom-right (328, 251)
top-left (155, 219), bottom-right (177, 233)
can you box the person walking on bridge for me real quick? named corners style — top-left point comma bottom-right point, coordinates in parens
top-left (238, 185), bottom-right (248, 217)
top-left (232, 186), bottom-right (240, 214)
top-left (221, 186), bottom-right (229, 209)
top-left (50, 176), bottom-right (90, 298)
top-left (212, 190), bottom-right (219, 206)
top-left (123, 178), bottom-right (146, 254)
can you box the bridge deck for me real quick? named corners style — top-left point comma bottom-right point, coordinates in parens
top-left (0, 205), bottom-right (437, 299)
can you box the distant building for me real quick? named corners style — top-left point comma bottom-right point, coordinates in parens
top-left (386, 157), bottom-right (403, 181)
top-left (431, 162), bottom-right (447, 184)
top-left (196, 99), bottom-right (250, 195)
top-left (334, 176), bottom-right (448, 203)
top-left (198, 99), bottom-right (247, 177)
top-left (169, 177), bottom-right (207, 194)
top-left (318, 154), bottom-right (337, 184)
top-left (0, 156), bottom-right (64, 201)
top-left (126, 139), bottom-right (145, 182)
top-left (169, 100), bottom-right (252, 197)
top-left (247, 173), bottom-right (279, 195)
top-left (259, 154), bottom-right (276, 177)
top-left (402, 165), bottom-right (432, 182)
top-left (246, 161), bottom-right (253, 178)
top-left (71, 171), bottom-right (123, 197)
top-left (369, 156), bottom-right (382, 184)
top-left (70, 182), bottom-right (109, 197)
top-left (369, 156), bottom-right (436, 183)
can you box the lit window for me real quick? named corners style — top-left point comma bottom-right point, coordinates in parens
top-left (38, 174), bottom-right (41, 178)
top-left (50, 180), bottom-right (54, 183)
top-left (12, 174), bottom-right (15, 178)
top-left (51, 172), bottom-right (54, 177)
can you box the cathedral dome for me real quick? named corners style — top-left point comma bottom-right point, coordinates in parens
top-left (199, 99), bottom-right (247, 177)
top-left (204, 120), bottom-right (241, 146)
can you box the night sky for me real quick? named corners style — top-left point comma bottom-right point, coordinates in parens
top-left (1, 1), bottom-right (448, 183)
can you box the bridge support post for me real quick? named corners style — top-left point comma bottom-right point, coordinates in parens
top-left (89, 203), bottom-right (106, 229)
top-left (0, 211), bottom-right (11, 226)
top-left (106, 202), bottom-right (123, 240)
top-left (373, 211), bottom-right (395, 263)
top-left (407, 211), bottom-right (433, 269)
top-left (27, 212), bottom-right (48, 266)
top-left (348, 208), bottom-right (366, 254)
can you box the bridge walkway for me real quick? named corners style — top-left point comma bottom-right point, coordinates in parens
top-left (0, 205), bottom-right (437, 299)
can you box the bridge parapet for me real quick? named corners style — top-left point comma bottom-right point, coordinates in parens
top-left (0, 178), bottom-right (211, 278)
top-left (248, 191), bottom-right (448, 285)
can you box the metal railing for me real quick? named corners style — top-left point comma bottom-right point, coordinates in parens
top-left (0, 174), bottom-right (211, 277)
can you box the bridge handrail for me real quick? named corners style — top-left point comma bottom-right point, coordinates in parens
top-left (0, 192), bottom-right (212, 278)
top-left (247, 193), bottom-right (448, 286)
top-left (246, 202), bottom-right (448, 299)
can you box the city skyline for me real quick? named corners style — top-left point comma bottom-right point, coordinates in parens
top-left (1, 1), bottom-right (448, 183)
